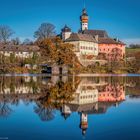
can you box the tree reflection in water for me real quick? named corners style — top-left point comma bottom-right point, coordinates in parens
top-left (10, 96), bottom-right (20, 106)
top-left (0, 75), bottom-right (140, 122)
top-left (34, 103), bottom-right (55, 121)
top-left (0, 101), bottom-right (12, 118)
top-left (34, 80), bottom-right (76, 121)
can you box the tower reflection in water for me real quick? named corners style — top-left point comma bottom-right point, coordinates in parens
top-left (0, 75), bottom-right (139, 136)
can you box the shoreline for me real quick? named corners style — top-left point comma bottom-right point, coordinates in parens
top-left (0, 73), bottom-right (140, 77)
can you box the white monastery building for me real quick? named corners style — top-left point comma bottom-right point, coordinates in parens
top-left (61, 8), bottom-right (125, 63)
top-left (61, 8), bottom-right (99, 61)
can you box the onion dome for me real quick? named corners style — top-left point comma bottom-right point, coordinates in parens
top-left (80, 122), bottom-right (88, 136)
top-left (82, 8), bottom-right (88, 16)
top-left (80, 8), bottom-right (89, 23)
top-left (82, 129), bottom-right (87, 136)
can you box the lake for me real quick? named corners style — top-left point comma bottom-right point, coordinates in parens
top-left (0, 75), bottom-right (140, 140)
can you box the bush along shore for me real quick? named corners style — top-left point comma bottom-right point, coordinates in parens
top-left (0, 36), bottom-right (140, 75)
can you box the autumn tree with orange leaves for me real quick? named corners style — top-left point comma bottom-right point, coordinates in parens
top-left (36, 36), bottom-right (79, 66)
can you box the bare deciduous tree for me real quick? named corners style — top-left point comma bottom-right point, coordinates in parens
top-left (22, 38), bottom-right (33, 45)
top-left (0, 25), bottom-right (14, 44)
top-left (11, 37), bottom-right (21, 45)
top-left (34, 23), bottom-right (56, 40)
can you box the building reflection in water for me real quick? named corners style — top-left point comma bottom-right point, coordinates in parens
top-left (0, 75), bottom-right (140, 136)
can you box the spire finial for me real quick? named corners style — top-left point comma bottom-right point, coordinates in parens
top-left (83, 0), bottom-right (86, 9)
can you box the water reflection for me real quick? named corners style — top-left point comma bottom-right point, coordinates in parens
top-left (0, 75), bottom-right (140, 136)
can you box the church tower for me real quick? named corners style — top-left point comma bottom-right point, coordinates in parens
top-left (61, 25), bottom-right (72, 41)
top-left (80, 8), bottom-right (89, 31)
top-left (79, 113), bottom-right (88, 136)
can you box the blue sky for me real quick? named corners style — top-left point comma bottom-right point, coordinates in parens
top-left (0, 0), bottom-right (140, 44)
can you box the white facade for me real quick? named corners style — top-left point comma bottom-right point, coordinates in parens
top-left (62, 32), bottom-right (72, 41)
top-left (0, 86), bottom-right (37, 94)
top-left (81, 22), bottom-right (88, 31)
top-left (71, 89), bottom-right (98, 105)
top-left (0, 51), bottom-right (37, 58)
top-left (62, 105), bottom-right (72, 114)
top-left (68, 41), bottom-right (98, 58)
top-left (71, 79), bottom-right (99, 105)
top-left (81, 113), bottom-right (88, 122)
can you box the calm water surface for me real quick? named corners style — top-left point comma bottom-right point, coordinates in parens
top-left (0, 75), bottom-right (140, 140)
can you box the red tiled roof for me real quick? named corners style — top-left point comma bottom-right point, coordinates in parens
top-left (98, 38), bottom-right (125, 45)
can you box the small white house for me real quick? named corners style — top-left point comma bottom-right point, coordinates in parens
top-left (0, 45), bottom-right (40, 58)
